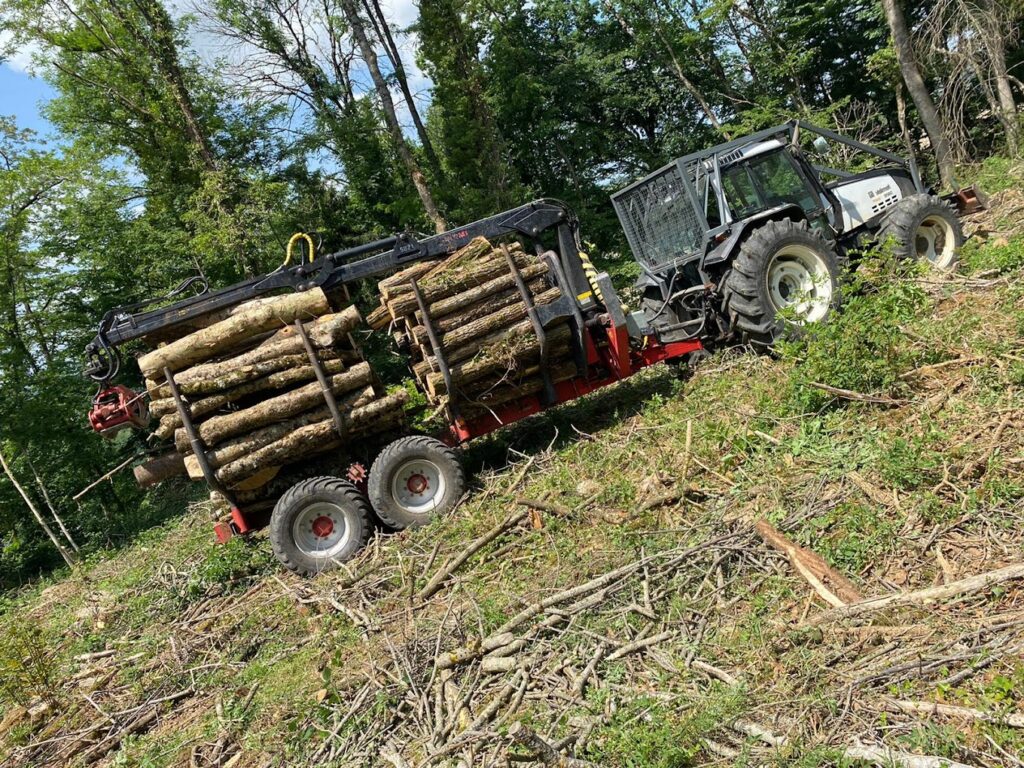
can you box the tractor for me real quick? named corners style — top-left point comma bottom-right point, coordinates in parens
top-left (614, 120), bottom-right (983, 349)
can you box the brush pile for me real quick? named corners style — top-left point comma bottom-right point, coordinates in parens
top-left (133, 289), bottom-right (406, 505)
top-left (366, 236), bottom-right (578, 419)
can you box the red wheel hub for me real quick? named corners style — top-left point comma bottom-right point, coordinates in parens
top-left (406, 473), bottom-right (429, 495)
top-left (311, 515), bottom-right (335, 538)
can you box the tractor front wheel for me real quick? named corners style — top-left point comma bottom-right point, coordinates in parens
top-left (368, 436), bottom-right (465, 530)
top-left (269, 476), bottom-right (372, 576)
top-left (721, 219), bottom-right (842, 348)
top-left (877, 193), bottom-right (963, 269)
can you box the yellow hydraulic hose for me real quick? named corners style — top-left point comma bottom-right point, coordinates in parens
top-left (284, 232), bottom-right (316, 267)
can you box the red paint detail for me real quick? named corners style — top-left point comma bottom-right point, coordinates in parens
top-left (311, 515), bottom-right (335, 538)
top-left (406, 473), bottom-right (429, 495)
top-left (89, 385), bottom-right (150, 436)
top-left (213, 521), bottom-right (233, 544)
top-left (230, 506), bottom-right (253, 534)
top-left (346, 462), bottom-right (368, 493)
top-left (443, 320), bottom-right (703, 445)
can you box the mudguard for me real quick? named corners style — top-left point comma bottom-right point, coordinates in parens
top-left (702, 203), bottom-right (806, 269)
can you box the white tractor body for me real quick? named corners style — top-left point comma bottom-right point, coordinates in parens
top-left (829, 174), bottom-right (905, 232)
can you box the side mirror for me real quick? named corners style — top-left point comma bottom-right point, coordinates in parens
top-left (812, 136), bottom-right (829, 155)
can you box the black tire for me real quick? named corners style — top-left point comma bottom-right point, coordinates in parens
top-left (721, 219), bottom-right (843, 348)
top-left (877, 193), bottom-right (963, 269)
top-left (368, 436), bottom-right (465, 529)
top-left (269, 476), bottom-right (372, 576)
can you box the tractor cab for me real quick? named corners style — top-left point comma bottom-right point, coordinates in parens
top-left (713, 139), bottom-right (834, 235)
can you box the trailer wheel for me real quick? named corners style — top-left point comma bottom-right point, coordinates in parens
top-left (721, 219), bottom-right (842, 348)
top-left (368, 436), bottom-right (465, 529)
top-left (878, 193), bottom-right (963, 269)
top-left (269, 476), bottom-right (372, 576)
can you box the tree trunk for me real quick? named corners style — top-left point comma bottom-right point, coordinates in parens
top-left (27, 458), bottom-right (79, 551)
top-left (985, 26), bottom-right (1020, 156)
top-left (137, 289), bottom-right (332, 378)
top-left (195, 362), bottom-right (373, 447)
top-left (879, 0), bottom-right (956, 189)
top-left (154, 357), bottom-right (348, 438)
top-left (337, 0), bottom-right (447, 233)
top-left (361, 0), bottom-right (443, 177)
top-left (183, 386), bottom-right (376, 479)
top-left (217, 391), bottom-right (408, 486)
top-left (133, 452), bottom-right (187, 488)
top-left (0, 449), bottom-right (75, 566)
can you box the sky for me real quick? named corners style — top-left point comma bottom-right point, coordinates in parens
top-left (1, 56), bottom-right (56, 139)
top-left (0, 0), bottom-right (429, 145)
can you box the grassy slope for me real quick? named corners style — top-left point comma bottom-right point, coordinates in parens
top-left (2, 186), bottom-right (1024, 767)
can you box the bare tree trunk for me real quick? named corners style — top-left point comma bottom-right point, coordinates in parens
top-left (338, 0), bottom-right (447, 233)
top-left (985, 31), bottom-right (1020, 155)
top-left (27, 458), bottom-right (79, 551)
top-left (879, 0), bottom-right (956, 189)
top-left (361, 0), bottom-right (443, 177)
top-left (0, 449), bottom-right (76, 567)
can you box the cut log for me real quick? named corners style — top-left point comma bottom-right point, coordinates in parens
top-left (367, 304), bottom-right (392, 331)
top-left (425, 323), bottom-right (571, 396)
top-left (425, 261), bottom-right (548, 320)
top-left (458, 361), bottom-right (578, 415)
top-left (147, 307), bottom-right (363, 398)
top-left (412, 317), bottom-right (542, 380)
top-left (152, 357), bottom-right (348, 435)
top-left (194, 362), bottom-right (373, 447)
top-left (415, 278), bottom-right (547, 334)
top-left (137, 289), bottom-right (332, 378)
top-left (413, 286), bottom-right (561, 352)
top-left (133, 452), bottom-right (187, 488)
top-left (386, 251), bottom-right (533, 319)
top-left (217, 391), bottom-right (408, 486)
top-left (183, 386), bottom-right (376, 478)
top-left (378, 259), bottom-right (441, 301)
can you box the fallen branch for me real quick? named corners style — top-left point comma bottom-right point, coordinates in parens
top-left (810, 563), bottom-right (1024, 624)
top-left (508, 722), bottom-right (599, 767)
top-left (419, 509), bottom-right (529, 600)
top-left (754, 519), bottom-right (863, 606)
top-left (604, 630), bottom-right (674, 662)
top-left (884, 698), bottom-right (1024, 729)
top-left (808, 382), bottom-right (906, 406)
top-left (843, 742), bottom-right (977, 768)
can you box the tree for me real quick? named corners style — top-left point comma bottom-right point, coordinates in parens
top-left (879, 0), bottom-right (956, 188)
top-left (337, 0), bottom-right (447, 232)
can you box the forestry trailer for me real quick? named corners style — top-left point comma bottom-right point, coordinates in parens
top-left (84, 120), bottom-right (982, 575)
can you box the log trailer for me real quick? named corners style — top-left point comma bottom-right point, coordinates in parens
top-left (83, 121), bottom-right (980, 575)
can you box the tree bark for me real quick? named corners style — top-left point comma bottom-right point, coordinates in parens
top-left (387, 251), bottom-right (535, 319)
top-left (183, 386), bottom-right (376, 478)
top-left (217, 391), bottom-right (408, 485)
top-left (0, 448), bottom-right (75, 566)
top-left (337, 0), bottom-right (447, 232)
top-left (195, 362), bottom-right (373, 447)
top-left (361, 0), bottom-right (442, 177)
top-left (879, 0), bottom-right (956, 189)
top-left (152, 356), bottom-right (347, 424)
top-left (137, 289), bottom-right (332, 378)
top-left (134, 452), bottom-right (187, 488)
top-left (27, 457), bottom-right (79, 551)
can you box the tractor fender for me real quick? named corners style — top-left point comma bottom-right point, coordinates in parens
top-left (702, 204), bottom-right (806, 268)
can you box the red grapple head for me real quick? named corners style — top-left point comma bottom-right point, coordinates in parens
top-left (89, 385), bottom-right (150, 437)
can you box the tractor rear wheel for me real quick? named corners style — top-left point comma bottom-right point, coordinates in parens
top-left (721, 219), bottom-right (842, 348)
top-left (269, 476), bottom-right (372, 576)
top-left (877, 193), bottom-right (963, 269)
top-left (368, 436), bottom-right (465, 530)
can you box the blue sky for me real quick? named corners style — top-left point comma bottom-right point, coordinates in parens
top-left (0, 62), bottom-right (56, 138)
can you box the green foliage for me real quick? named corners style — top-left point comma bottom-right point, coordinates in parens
top-left (0, 617), bottom-right (59, 706)
top-left (960, 235), bottom-right (1024, 275)
top-left (779, 253), bottom-right (935, 411)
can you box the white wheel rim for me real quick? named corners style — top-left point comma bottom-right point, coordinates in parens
top-left (391, 459), bottom-right (445, 515)
top-left (765, 244), bottom-right (833, 323)
top-left (292, 501), bottom-right (351, 559)
top-left (915, 215), bottom-right (956, 268)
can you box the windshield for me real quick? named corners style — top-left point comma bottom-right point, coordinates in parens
top-left (721, 150), bottom-right (819, 220)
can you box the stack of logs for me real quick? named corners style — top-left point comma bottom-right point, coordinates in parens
top-left (133, 289), bottom-right (406, 506)
top-left (366, 237), bottom-right (577, 419)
